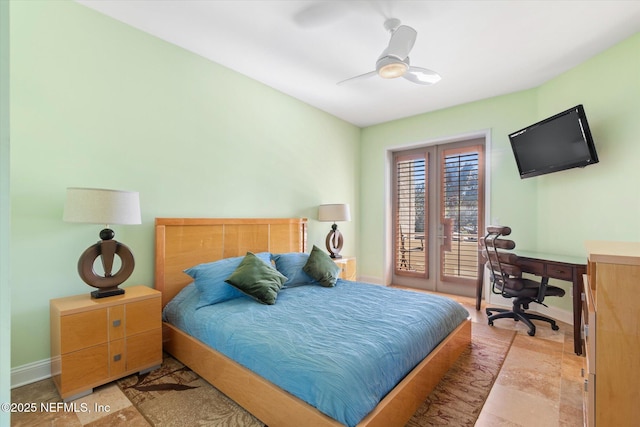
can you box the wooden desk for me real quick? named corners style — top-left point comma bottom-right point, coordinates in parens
top-left (477, 250), bottom-right (586, 355)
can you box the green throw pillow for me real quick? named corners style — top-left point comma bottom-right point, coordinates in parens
top-left (302, 245), bottom-right (340, 287)
top-left (225, 252), bottom-right (287, 305)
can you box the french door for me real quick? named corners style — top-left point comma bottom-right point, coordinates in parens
top-left (392, 139), bottom-right (485, 296)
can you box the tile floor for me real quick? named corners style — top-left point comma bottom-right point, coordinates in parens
top-left (454, 295), bottom-right (584, 427)
top-left (10, 293), bottom-right (585, 427)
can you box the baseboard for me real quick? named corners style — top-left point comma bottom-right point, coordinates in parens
top-left (356, 275), bottom-right (384, 285)
top-left (543, 304), bottom-right (573, 326)
top-left (11, 358), bottom-right (51, 389)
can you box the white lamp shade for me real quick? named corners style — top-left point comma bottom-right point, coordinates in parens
top-left (318, 204), bottom-right (351, 222)
top-left (63, 187), bottom-right (141, 225)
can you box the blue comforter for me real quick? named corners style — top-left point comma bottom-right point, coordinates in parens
top-left (163, 280), bottom-right (468, 426)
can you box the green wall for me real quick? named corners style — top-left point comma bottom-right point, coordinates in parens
top-left (534, 34), bottom-right (640, 255)
top-left (358, 32), bottom-right (640, 310)
top-left (10, 1), bottom-right (359, 367)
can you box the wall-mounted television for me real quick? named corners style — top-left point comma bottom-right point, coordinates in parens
top-left (509, 104), bottom-right (599, 179)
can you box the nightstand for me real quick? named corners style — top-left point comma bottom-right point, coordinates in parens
top-left (333, 256), bottom-right (357, 281)
top-left (50, 285), bottom-right (162, 401)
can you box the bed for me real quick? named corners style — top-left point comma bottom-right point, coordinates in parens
top-left (155, 217), bottom-right (471, 427)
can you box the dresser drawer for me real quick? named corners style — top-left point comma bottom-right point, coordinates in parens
top-left (583, 373), bottom-right (595, 427)
top-left (583, 277), bottom-right (596, 373)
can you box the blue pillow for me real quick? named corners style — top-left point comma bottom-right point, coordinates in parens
top-left (185, 252), bottom-right (272, 308)
top-left (272, 252), bottom-right (318, 288)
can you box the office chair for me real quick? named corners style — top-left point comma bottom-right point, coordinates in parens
top-left (399, 226), bottom-right (424, 270)
top-left (482, 226), bottom-right (565, 336)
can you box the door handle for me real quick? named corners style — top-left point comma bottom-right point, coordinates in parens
top-left (441, 218), bottom-right (452, 251)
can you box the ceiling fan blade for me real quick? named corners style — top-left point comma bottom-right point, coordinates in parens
top-left (403, 66), bottom-right (442, 85)
top-left (337, 70), bottom-right (377, 86)
top-left (382, 25), bottom-right (417, 60)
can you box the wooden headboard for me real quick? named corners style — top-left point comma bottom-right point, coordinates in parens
top-left (154, 218), bottom-right (308, 307)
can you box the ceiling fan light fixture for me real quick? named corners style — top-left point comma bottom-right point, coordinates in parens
top-left (339, 18), bottom-right (439, 86)
top-left (378, 61), bottom-right (408, 79)
top-left (376, 55), bottom-right (409, 79)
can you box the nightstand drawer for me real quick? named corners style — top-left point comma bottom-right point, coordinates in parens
top-left (126, 298), bottom-right (161, 335)
top-left (109, 339), bottom-right (126, 377)
top-left (109, 305), bottom-right (125, 341)
top-left (333, 257), bottom-right (357, 281)
top-left (60, 344), bottom-right (109, 395)
top-left (127, 328), bottom-right (162, 370)
top-left (60, 309), bottom-right (108, 354)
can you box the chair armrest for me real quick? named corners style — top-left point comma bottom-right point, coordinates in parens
top-left (537, 277), bottom-right (549, 303)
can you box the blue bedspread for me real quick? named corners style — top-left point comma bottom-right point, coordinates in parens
top-left (163, 280), bottom-right (469, 426)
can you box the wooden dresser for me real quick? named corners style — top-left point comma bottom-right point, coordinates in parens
top-left (50, 285), bottom-right (162, 400)
top-left (582, 241), bottom-right (640, 426)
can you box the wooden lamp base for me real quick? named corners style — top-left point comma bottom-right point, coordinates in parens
top-left (77, 228), bottom-right (135, 298)
top-left (325, 224), bottom-right (344, 259)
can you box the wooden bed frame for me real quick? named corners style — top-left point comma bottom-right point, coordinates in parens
top-left (154, 217), bottom-right (471, 427)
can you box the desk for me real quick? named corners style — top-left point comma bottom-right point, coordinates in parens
top-left (477, 250), bottom-right (586, 355)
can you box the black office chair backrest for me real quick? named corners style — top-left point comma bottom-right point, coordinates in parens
top-left (481, 226), bottom-right (523, 294)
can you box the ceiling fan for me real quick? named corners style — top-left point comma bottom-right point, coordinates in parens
top-left (338, 18), bottom-right (441, 86)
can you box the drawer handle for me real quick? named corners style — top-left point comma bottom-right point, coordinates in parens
top-left (113, 319), bottom-right (121, 327)
top-left (581, 368), bottom-right (585, 378)
top-left (113, 354), bottom-right (122, 362)
top-left (584, 378), bottom-right (589, 392)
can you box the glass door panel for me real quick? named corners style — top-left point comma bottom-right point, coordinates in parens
top-left (440, 146), bottom-right (484, 286)
top-left (394, 152), bottom-right (427, 277)
top-left (392, 140), bottom-right (484, 295)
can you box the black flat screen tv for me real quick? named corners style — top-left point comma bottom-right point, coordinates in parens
top-left (509, 105), bottom-right (599, 179)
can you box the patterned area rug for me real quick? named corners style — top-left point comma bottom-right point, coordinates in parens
top-left (117, 322), bottom-right (514, 427)
top-left (407, 322), bottom-right (515, 426)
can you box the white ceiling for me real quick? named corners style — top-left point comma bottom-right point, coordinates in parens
top-left (77, 0), bottom-right (640, 127)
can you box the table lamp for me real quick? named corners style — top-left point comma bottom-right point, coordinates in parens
top-left (63, 187), bottom-right (141, 298)
top-left (318, 204), bottom-right (351, 258)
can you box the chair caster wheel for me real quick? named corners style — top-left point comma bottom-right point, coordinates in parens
top-left (527, 330), bottom-right (535, 336)
top-left (488, 320), bottom-right (493, 326)
top-left (552, 324), bottom-right (559, 331)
